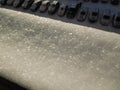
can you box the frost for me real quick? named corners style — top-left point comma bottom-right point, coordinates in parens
top-left (0, 7), bottom-right (120, 90)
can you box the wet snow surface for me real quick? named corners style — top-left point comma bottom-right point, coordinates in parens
top-left (0, 8), bottom-right (120, 90)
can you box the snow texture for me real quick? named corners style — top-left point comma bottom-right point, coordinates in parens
top-left (0, 7), bottom-right (120, 90)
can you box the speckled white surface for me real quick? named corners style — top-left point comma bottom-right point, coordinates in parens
top-left (0, 8), bottom-right (120, 90)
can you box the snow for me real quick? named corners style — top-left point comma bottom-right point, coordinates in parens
top-left (0, 7), bottom-right (120, 90)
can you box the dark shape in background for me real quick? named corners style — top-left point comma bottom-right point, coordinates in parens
top-left (0, 76), bottom-right (28, 90)
top-left (0, 5), bottom-right (120, 34)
